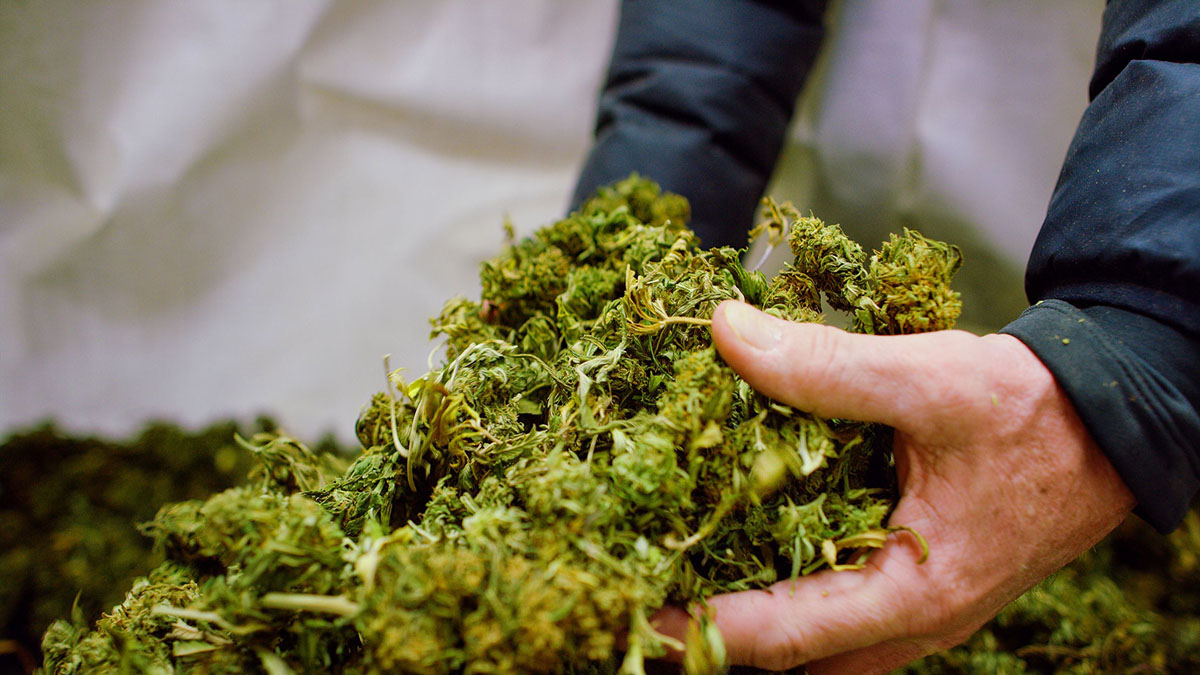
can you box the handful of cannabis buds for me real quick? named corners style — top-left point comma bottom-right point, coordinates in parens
top-left (41, 177), bottom-right (962, 674)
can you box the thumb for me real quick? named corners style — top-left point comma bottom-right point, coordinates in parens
top-left (711, 300), bottom-right (969, 431)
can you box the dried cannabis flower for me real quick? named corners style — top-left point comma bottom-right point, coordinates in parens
top-left (41, 177), bottom-right (962, 674)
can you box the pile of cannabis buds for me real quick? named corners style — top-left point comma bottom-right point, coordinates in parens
top-left (41, 177), bottom-right (963, 674)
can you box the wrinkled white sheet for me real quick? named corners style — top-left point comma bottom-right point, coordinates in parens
top-left (0, 1), bottom-right (1103, 441)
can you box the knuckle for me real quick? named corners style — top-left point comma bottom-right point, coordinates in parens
top-left (749, 621), bottom-right (808, 671)
top-left (909, 330), bottom-right (1008, 429)
top-left (782, 324), bottom-right (847, 408)
top-left (757, 641), bottom-right (807, 672)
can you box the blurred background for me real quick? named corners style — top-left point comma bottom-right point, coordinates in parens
top-left (1, 0), bottom-right (1103, 443)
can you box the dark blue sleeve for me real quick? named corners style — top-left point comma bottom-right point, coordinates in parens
top-left (1001, 0), bottom-right (1200, 532)
top-left (571, 0), bottom-right (828, 249)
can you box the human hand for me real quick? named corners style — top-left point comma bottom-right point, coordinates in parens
top-left (654, 300), bottom-right (1135, 673)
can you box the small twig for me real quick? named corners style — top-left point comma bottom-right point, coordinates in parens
top-left (259, 592), bottom-right (360, 617)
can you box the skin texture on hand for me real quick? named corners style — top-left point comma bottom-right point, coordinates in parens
top-left (653, 300), bottom-right (1136, 673)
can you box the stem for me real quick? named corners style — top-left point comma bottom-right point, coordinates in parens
top-left (151, 606), bottom-right (259, 635)
top-left (631, 315), bottom-right (713, 334)
top-left (660, 316), bottom-right (713, 327)
top-left (259, 593), bottom-right (360, 617)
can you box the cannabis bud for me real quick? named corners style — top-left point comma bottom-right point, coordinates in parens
top-left (42, 177), bottom-right (962, 674)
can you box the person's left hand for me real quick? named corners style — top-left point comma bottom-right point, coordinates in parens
top-left (652, 300), bottom-right (1135, 673)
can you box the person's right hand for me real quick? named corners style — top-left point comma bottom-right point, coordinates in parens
top-left (652, 300), bottom-right (1134, 673)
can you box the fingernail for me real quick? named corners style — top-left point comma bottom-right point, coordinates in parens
top-left (722, 302), bottom-right (781, 351)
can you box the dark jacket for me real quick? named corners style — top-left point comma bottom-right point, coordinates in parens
top-left (573, 0), bottom-right (1200, 532)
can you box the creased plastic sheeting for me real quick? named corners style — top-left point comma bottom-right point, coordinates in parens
top-left (0, 0), bottom-right (620, 440)
top-left (1, 1), bottom-right (1101, 441)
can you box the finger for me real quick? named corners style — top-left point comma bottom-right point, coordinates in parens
top-left (651, 534), bottom-right (930, 671)
top-left (710, 301), bottom-right (974, 431)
